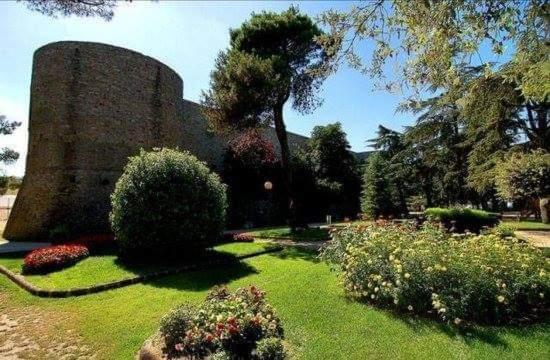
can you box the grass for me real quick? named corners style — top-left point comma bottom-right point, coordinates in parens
top-left (502, 221), bottom-right (550, 231)
top-left (244, 226), bottom-right (329, 241)
top-left (0, 242), bottom-right (272, 290)
top-left (0, 242), bottom-right (548, 359)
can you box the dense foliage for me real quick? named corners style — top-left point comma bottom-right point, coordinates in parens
top-left (425, 207), bottom-right (500, 233)
top-left (110, 148), bottom-right (227, 258)
top-left (22, 244), bottom-right (89, 274)
top-left (159, 285), bottom-right (285, 359)
top-left (307, 122), bottom-right (361, 219)
top-left (321, 223), bottom-right (549, 325)
top-left (494, 150), bottom-right (550, 202)
top-left (202, 7), bottom-right (326, 229)
top-left (222, 130), bottom-right (284, 228)
top-left (360, 153), bottom-right (396, 219)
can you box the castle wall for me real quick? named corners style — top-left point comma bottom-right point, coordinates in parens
top-left (5, 41), bottom-right (185, 240)
top-left (5, 41), bottom-right (311, 241)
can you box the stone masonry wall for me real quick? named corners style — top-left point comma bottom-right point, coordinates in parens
top-left (5, 41), bottom-right (310, 241)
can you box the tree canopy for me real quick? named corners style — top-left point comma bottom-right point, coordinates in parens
top-left (20, 0), bottom-right (119, 20)
top-left (317, 0), bottom-right (549, 100)
top-left (201, 6), bottom-right (326, 228)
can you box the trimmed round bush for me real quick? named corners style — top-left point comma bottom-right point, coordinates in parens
top-left (110, 148), bottom-right (227, 258)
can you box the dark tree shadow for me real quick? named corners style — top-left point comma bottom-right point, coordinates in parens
top-left (113, 249), bottom-right (258, 292)
top-left (267, 247), bottom-right (321, 262)
top-left (352, 299), bottom-right (550, 349)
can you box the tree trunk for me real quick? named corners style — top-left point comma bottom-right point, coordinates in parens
top-left (273, 104), bottom-right (297, 231)
top-left (540, 198), bottom-right (550, 224)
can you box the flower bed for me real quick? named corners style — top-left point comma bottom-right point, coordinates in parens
top-left (321, 223), bottom-right (549, 325)
top-left (159, 285), bottom-right (285, 359)
top-left (22, 244), bottom-right (90, 274)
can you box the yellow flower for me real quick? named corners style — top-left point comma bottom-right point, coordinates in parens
top-left (404, 273), bottom-right (411, 279)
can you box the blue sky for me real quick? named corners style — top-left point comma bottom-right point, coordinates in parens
top-left (0, 0), bottom-right (419, 176)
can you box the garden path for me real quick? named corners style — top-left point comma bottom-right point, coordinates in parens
top-left (516, 231), bottom-right (550, 248)
top-left (0, 293), bottom-right (96, 359)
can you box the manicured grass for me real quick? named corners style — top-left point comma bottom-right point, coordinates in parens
top-left (245, 226), bottom-right (329, 241)
top-left (0, 243), bottom-right (548, 359)
top-left (503, 221), bottom-right (550, 230)
top-left (0, 242), bottom-right (272, 290)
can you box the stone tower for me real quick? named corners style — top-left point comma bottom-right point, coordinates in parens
top-left (4, 41), bottom-right (185, 240)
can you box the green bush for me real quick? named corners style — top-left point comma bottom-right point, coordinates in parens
top-left (110, 148), bottom-right (227, 258)
top-left (159, 304), bottom-right (194, 356)
top-left (321, 223), bottom-right (549, 325)
top-left (425, 207), bottom-right (499, 233)
top-left (158, 285), bottom-right (285, 359)
top-left (255, 337), bottom-right (286, 360)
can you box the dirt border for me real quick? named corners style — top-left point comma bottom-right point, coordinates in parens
top-left (0, 247), bottom-right (282, 298)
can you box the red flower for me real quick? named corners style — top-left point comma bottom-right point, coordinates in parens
top-left (23, 245), bottom-right (89, 274)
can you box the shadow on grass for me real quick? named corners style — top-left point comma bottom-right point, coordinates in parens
top-left (114, 249), bottom-right (259, 292)
top-left (268, 247), bottom-right (320, 263)
top-left (354, 298), bottom-right (550, 350)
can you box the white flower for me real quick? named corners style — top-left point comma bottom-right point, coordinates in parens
top-left (404, 273), bottom-right (411, 279)
top-left (407, 305), bottom-right (413, 311)
top-left (497, 295), bottom-right (505, 303)
top-left (540, 293), bottom-right (544, 299)
top-left (454, 318), bottom-right (462, 325)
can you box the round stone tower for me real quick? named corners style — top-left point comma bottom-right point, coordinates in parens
top-left (5, 41), bottom-right (184, 240)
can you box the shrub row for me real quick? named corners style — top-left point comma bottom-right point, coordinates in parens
top-left (321, 223), bottom-right (549, 325)
top-left (23, 244), bottom-right (89, 275)
top-left (425, 207), bottom-right (499, 233)
top-left (159, 285), bottom-right (285, 359)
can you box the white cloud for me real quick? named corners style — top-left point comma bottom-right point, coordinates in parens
top-left (0, 92), bottom-right (28, 177)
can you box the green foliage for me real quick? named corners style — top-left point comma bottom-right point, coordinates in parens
top-left (306, 122), bottom-right (361, 218)
top-left (317, 0), bottom-right (548, 100)
top-left (159, 304), bottom-right (195, 357)
top-left (361, 153), bottom-right (397, 219)
top-left (321, 223), bottom-right (550, 324)
top-left (158, 285), bottom-right (285, 359)
top-left (202, 7), bottom-right (326, 228)
top-left (110, 148), bottom-right (227, 258)
top-left (255, 337), bottom-right (286, 360)
top-left (21, 0), bottom-right (117, 20)
top-left (425, 207), bottom-right (499, 233)
top-left (201, 6), bottom-right (325, 131)
top-left (0, 115), bottom-right (21, 167)
top-left (494, 150), bottom-right (550, 201)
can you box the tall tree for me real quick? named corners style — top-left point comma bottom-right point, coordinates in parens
top-left (368, 125), bottom-right (409, 212)
top-left (19, 0), bottom-right (119, 20)
top-left (308, 122), bottom-right (361, 218)
top-left (0, 115), bottom-right (21, 166)
top-left (202, 7), bottom-right (326, 229)
top-left (361, 152), bottom-right (396, 218)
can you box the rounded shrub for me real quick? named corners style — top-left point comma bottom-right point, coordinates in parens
top-left (110, 148), bottom-right (227, 258)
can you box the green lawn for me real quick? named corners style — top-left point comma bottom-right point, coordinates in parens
top-left (502, 220), bottom-right (550, 230)
top-left (0, 242), bottom-right (548, 359)
top-left (245, 226), bottom-right (329, 241)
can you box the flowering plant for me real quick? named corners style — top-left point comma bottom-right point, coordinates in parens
top-left (321, 223), bottom-right (549, 325)
top-left (160, 285), bottom-right (285, 359)
top-left (232, 233), bottom-right (255, 242)
top-left (22, 244), bottom-right (89, 274)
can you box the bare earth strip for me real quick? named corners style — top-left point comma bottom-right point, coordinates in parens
top-left (0, 293), bottom-right (96, 359)
top-left (515, 230), bottom-right (550, 248)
